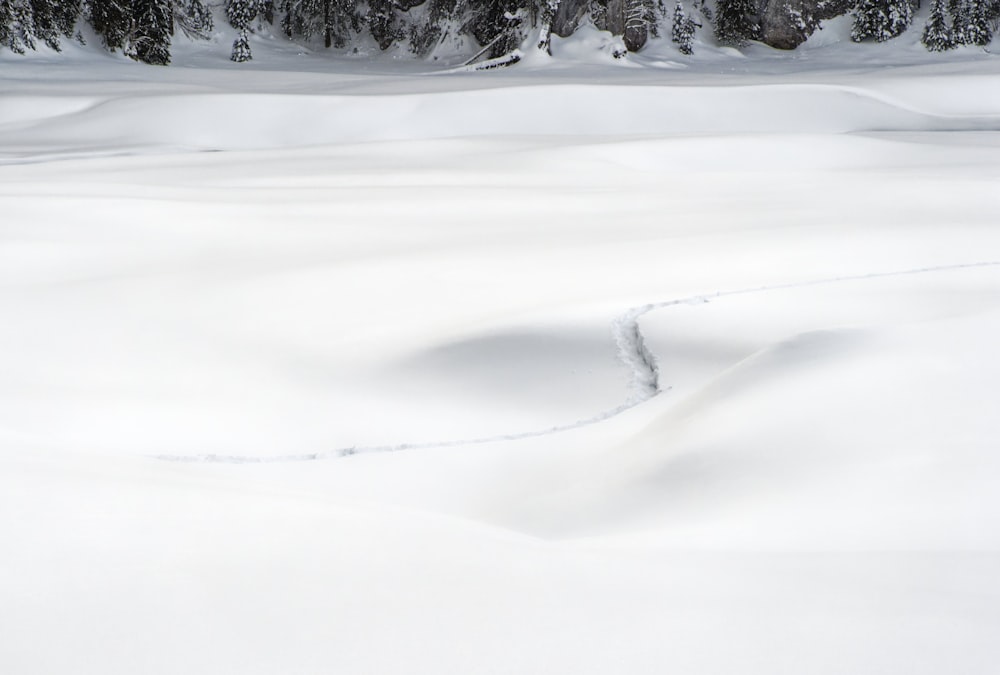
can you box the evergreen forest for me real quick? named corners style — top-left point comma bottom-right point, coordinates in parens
top-left (1, 0), bottom-right (999, 65)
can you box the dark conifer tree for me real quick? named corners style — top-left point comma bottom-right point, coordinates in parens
top-left (227, 0), bottom-right (259, 33)
top-left (367, 0), bottom-right (401, 50)
top-left (922, 0), bottom-right (954, 49)
top-left (174, 0), bottom-right (213, 40)
top-left (467, 0), bottom-right (530, 59)
top-left (87, 0), bottom-right (130, 50)
top-left (0, 0), bottom-right (36, 53)
top-left (962, 0), bottom-right (993, 45)
top-left (714, 0), bottom-right (757, 46)
top-left (227, 0), bottom-right (260, 59)
top-left (947, 0), bottom-right (967, 42)
top-left (281, 0), bottom-right (360, 49)
top-left (29, 0), bottom-right (80, 50)
top-left (128, 0), bottom-right (172, 64)
top-left (231, 27), bottom-right (251, 59)
top-left (851, 0), bottom-right (913, 42)
top-left (408, 0), bottom-right (466, 56)
top-left (671, 0), bottom-right (695, 53)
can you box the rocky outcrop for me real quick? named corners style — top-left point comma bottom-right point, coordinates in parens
top-left (758, 0), bottom-right (855, 49)
top-left (552, 0), bottom-right (591, 36)
top-left (586, 0), bottom-right (650, 51)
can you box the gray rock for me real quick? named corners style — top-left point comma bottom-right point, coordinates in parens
top-left (758, 0), bottom-right (854, 49)
top-left (605, 0), bottom-right (627, 36)
top-left (552, 0), bottom-right (591, 37)
top-left (550, 0), bottom-right (647, 51)
top-left (623, 22), bottom-right (649, 51)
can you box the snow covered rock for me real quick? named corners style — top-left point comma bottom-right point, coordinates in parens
top-left (759, 0), bottom-right (854, 49)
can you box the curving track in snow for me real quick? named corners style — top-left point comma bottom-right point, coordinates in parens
top-left (155, 260), bottom-right (1000, 464)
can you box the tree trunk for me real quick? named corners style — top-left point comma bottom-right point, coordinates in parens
top-left (324, 0), bottom-right (332, 48)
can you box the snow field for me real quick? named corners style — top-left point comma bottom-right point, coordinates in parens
top-left (2, 54), bottom-right (1000, 674)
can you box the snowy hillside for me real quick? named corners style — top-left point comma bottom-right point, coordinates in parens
top-left (2, 47), bottom-right (1000, 674)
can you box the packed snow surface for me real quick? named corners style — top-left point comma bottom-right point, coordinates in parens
top-left (2, 42), bottom-right (1000, 675)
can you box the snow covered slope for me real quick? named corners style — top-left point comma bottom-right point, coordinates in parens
top-left (2, 52), bottom-right (999, 674)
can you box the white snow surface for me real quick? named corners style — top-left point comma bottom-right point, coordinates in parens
top-left (2, 40), bottom-right (1000, 675)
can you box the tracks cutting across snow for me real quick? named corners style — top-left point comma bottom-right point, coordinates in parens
top-left (156, 260), bottom-right (1000, 464)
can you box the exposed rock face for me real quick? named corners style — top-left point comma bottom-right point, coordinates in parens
top-left (552, 0), bottom-right (591, 37)
top-left (584, 0), bottom-right (649, 51)
top-left (623, 18), bottom-right (649, 52)
top-left (758, 0), bottom-right (855, 49)
top-left (604, 0), bottom-right (627, 36)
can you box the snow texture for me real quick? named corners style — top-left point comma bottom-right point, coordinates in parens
top-left (3, 42), bottom-right (1000, 675)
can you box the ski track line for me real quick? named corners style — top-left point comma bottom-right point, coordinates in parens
top-left (155, 259), bottom-right (1000, 464)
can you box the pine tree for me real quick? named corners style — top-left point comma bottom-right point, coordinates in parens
top-left (231, 27), bottom-right (251, 59)
top-left (0, 0), bottom-right (36, 53)
top-left (128, 0), bottom-right (172, 64)
top-left (947, 0), bottom-right (967, 42)
top-left (962, 0), bottom-right (992, 45)
top-left (87, 0), bottom-right (130, 50)
top-left (467, 0), bottom-right (530, 60)
top-left (922, 0), bottom-right (954, 49)
top-left (227, 0), bottom-right (259, 59)
top-left (851, 0), bottom-right (913, 42)
top-left (29, 0), bottom-right (81, 50)
top-left (671, 0), bottom-right (695, 53)
top-left (408, 0), bottom-right (467, 56)
top-left (366, 0), bottom-right (401, 50)
top-left (174, 0), bottom-right (213, 40)
top-left (714, 0), bottom-right (757, 46)
top-left (227, 0), bottom-right (259, 33)
top-left (281, 0), bottom-right (360, 49)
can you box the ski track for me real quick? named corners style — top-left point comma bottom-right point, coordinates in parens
top-left (155, 260), bottom-right (1000, 464)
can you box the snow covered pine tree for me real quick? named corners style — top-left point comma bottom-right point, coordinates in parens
top-left (127, 0), bottom-right (173, 64)
top-left (466, 0), bottom-right (530, 62)
top-left (3, 0), bottom-right (992, 61)
top-left (0, 0), bottom-right (37, 53)
top-left (87, 0), bottom-right (130, 50)
top-left (27, 0), bottom-right (79, 50)
top-left (174, 0), bottom-right (214, 41)
top-left (281, 0), bottom-right (361, 49)
top-left (955, 0), bottom-right (994, 45)
top-left (367, 0), bottom-right (403, 50)
top-left (407, 0), bottom-right (462, 56)
top-left (231, 27), bottom-right (251, 60)
top-left (227, 0), bottom-right (261, 60)
top-left (922, 0), bottom-right (953, 49)
top-left (671, 0), bottom-right (695, 53)
top-left (851, 0), bottom-right (913, 42)
top-left (714, 0), bottom-right (757, 46)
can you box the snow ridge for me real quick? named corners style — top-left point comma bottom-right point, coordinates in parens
top-left (154, 260), bottom-right (1000, 464)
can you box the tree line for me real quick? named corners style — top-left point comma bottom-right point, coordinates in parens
top-left (1, 0), bottom-right (997, 65)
